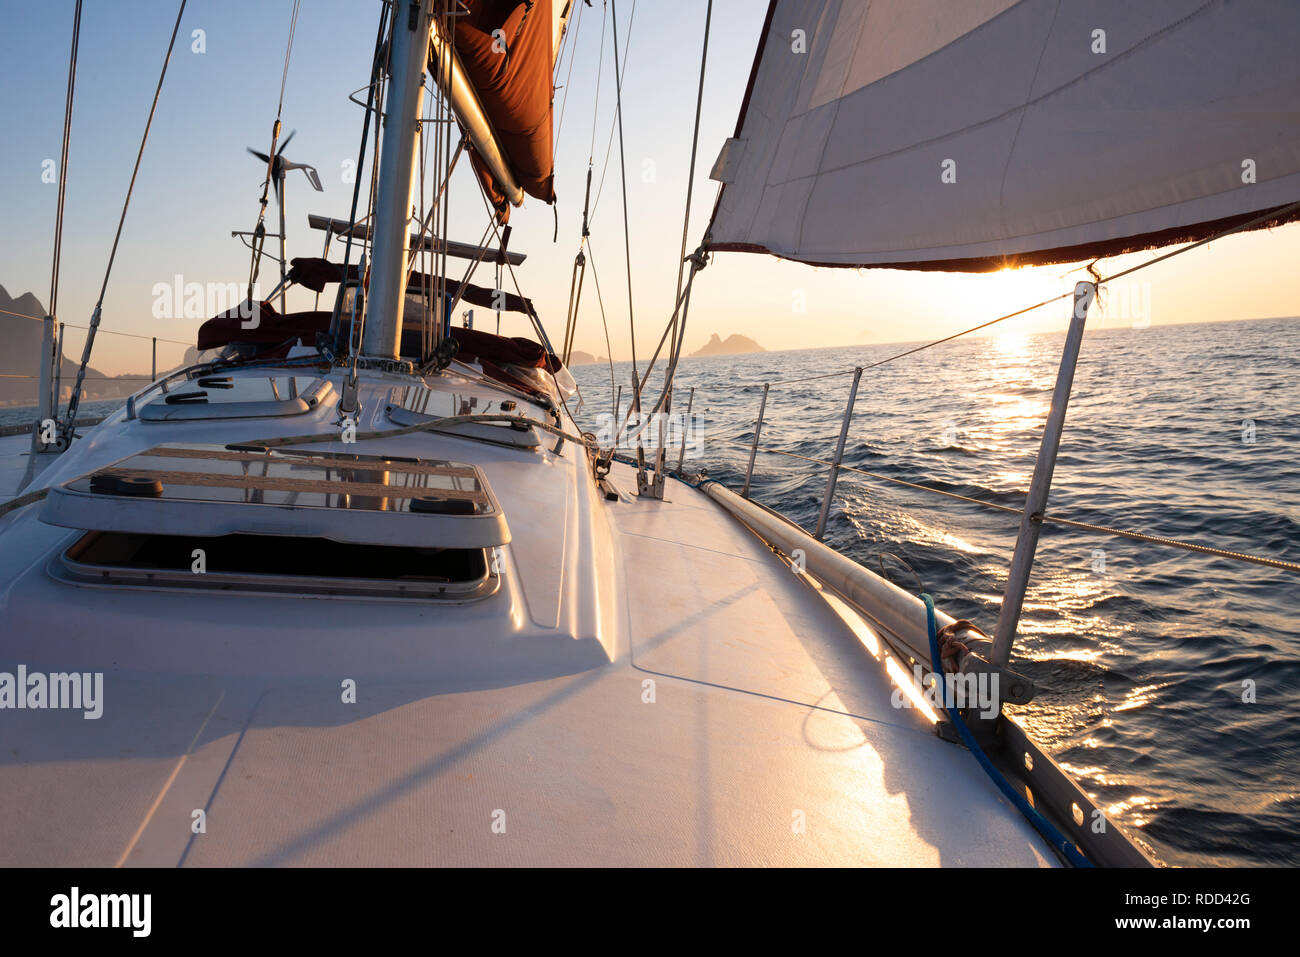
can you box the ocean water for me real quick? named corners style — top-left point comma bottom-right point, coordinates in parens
top-left (573, 316), bottom-right (1300, 867)
top-left (0, 398), bottom-right (124, 431)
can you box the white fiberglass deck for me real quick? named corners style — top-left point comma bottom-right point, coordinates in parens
top-left (0, 433), bottom-right (31, 499)
top-left (0, 367), bottom-right (1055, 867)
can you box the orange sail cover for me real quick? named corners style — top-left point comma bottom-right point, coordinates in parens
top-left (454, 0), bottom-right (559, 215)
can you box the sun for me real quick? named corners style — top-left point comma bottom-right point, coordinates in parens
top-left (978, 265), bottom-right (1069, 337)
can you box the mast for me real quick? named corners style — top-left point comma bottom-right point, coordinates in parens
top-left (362, 0), bottom-right (435, 359)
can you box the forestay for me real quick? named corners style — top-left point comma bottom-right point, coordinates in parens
top-left (706, 0), bottom-right (1300, 271)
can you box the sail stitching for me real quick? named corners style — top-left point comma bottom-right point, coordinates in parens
top-left (994, 0), bottom-right (1062, 246)
top-left (767, 0), bottom-right (1221, 188)
top-left (796, 0), bottom-right (874, 255)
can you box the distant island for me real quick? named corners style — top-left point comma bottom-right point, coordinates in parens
top-left (0, 284), bottom-right (199, 408)
top-left (566, 350), bottom-right (610, 366)
top-left (690, 333), bottom-right (765, 357)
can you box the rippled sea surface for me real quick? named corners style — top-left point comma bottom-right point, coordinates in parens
top-left (574, 317), bottom-right (1300, 867)
top-left (0, 398), bottom-right (124, 431)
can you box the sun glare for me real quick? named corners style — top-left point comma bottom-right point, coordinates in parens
top-left (980, 266), bottom-right (1066, 338)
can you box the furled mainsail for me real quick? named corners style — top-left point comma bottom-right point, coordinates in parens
top-left (706, 0), bottom-right (1300, 271)
top-left (452, 0), bottom-right (568, 214)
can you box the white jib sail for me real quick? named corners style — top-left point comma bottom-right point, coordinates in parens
top-left (707, 0), bottom-right (1300, 270)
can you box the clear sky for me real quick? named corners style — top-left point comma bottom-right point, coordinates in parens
top-left (2, 0), bottom-right (1296, 377)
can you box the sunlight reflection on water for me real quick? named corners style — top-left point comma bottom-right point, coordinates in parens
top-left (577, 317), bottom-right (1300, 866)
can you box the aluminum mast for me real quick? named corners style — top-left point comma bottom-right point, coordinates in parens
top-left (361, 0), bottom-right (435, 359)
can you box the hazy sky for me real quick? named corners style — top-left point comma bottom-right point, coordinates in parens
top-left (1, 0), bottom-right (1296, 376)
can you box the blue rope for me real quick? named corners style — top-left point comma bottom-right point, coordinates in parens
top-left (921, 593), bottom-right (1094, 868)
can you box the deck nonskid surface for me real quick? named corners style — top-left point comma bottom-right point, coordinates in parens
top-left (0, 433), bottom-right (31, 499)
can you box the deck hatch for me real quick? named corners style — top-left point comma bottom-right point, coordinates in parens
top-left (54, 529), bottom-right (496, 600)
top-left (139, 376), bottom-right (333, 421)
top-left (40, 444), bottom-right (510, 549)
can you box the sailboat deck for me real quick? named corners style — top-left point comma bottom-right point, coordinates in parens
top-left (0, 371), bottom-right (1055, 867)
top-left (0, 433), bottom-right (30, 499)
